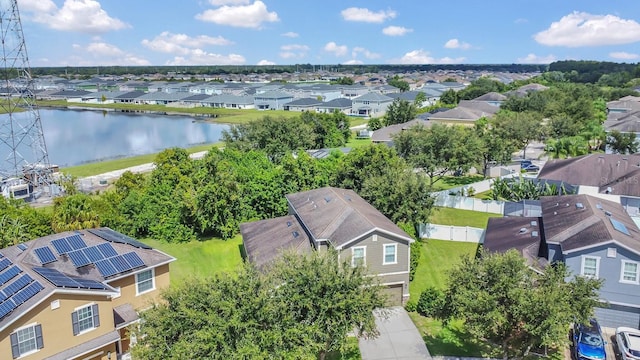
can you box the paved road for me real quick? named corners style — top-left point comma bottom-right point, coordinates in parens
top-left (359, 307), bottom-right (431, 360)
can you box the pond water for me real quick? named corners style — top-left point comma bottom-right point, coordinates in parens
top-left (36, 109), bottom-right (229, 167)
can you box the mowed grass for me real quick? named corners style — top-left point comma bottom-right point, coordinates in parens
top-left (409, 239), bottom-right (488, 357)
top-left (61, 143), bottom-right (221, 178)
top-left (429, 207), bottom-right (501, 229)
top-left (140, 235), bottom-right (244, 286)
top-left (431, 175), bottom-right (485, 192)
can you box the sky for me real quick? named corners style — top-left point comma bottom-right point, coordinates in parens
top-left (13, 0), bottom-right (640, 67)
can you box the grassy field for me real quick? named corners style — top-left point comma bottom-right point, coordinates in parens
top-left (431, 175), bottom-right (485, 192)
top-left (140, 235), bottom-right (244, 286)
top-left (61, 143), bottom-right (221, 177)
top-left (429, 207), bottom-right (501, 228)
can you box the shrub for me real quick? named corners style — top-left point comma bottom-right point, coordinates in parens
top-left (405, 300), bottom-right (417, 312)
top-left (417, 287), bottom-right (445, 317)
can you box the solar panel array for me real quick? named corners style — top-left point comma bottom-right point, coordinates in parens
top-left (95, 252), bottom-right (145, 278)
top-left (66, 243), bottom-right (118, 269)
top-left (0, 263), bottom-right (44, 319)
top-left (51, 234), bottom-right (87, 255)
top-left (34, 246), bottom-right (57, 265)
top-left (32, 268), bottom-right (108, 290)
top-left (88, 228), bottom-right (152, 249)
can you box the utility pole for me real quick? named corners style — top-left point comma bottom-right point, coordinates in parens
top-left (0, 0), bottom-right (55, 197)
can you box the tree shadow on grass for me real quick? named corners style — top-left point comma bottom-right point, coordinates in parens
top-left (410, 314), bottom-right (495, 358)
top-left (441, 175), bottom-right (486, 187)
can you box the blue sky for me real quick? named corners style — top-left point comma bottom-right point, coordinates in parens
top-left (15, 0), bottom-right (640, 67)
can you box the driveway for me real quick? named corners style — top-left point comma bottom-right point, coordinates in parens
top-left (359, 307), bottom-right (431, 360)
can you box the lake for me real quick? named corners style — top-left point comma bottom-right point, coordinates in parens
top-left (36, 109), bottom-right (229, 167)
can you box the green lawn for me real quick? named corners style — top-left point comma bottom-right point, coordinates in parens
top-left (431, 175), bottom-right (486, 192)
top-left (429, 207), bottom-right (501, 228)
top-left (345, 137), bottom-right (372, 148)
top-left (61, 143), bottom-right (221, 178)
top-left (140, 235), bottom-right (244, 285)
top-left (408, 239), bottom-right (488, 357)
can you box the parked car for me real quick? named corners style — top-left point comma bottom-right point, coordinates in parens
top-left (573, 319), bottom-right (606, 360)
top-left (616, 327), bottom-right (640, 360)
top-left (522, 164), bottom-right (540, 172)
top-left (520, 160), bottom-right (533, 169)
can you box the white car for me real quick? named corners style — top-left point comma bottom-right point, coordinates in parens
top-left (616, 327), bottom-right (640, 360)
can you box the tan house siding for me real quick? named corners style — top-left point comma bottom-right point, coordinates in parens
top-left (0, 294), bottom-right (114, 359)
top-left (108, 264), bottom-right (170, 309)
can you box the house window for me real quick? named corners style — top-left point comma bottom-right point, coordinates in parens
top-left (72, 304), bottom-right (100, 335)
top-left (383, 244), bottom-right (397, 265)
top-left (136, 269), bottom-right (155, 295)
top-left (10, 324), bottom-right (43, 359)
top-left (352, 247), bottom-right (366, 267)
top-left (581, 256), bottom-right (600, 278)
top-left (621, 260), bottom-right (640, 284)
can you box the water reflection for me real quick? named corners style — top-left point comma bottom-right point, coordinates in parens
top-left (36, 109), bottom-right (229, 167)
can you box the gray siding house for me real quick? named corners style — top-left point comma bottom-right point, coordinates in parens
top-left (484, 194), bottom-right (640, 328)
top-left (352, 92), bottom-right (393, 117)
top-left (254, 91), bottom-right (294, 110)
top-left (240, 187), bottom-right (414, 305)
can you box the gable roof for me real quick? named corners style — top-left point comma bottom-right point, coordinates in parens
top-left (540, 194), bottom-right (640, 254)
top-left (353, 92), bottom-right (393, 102)
top-left (0, 228), bottom-right (175, 332)
top-left (239, 215), bottom-right (312, 269)
top-left (286, 187), bottom-right (413, 248)
top-left (473, 92), bottom-right (507, 102)
top-left (605, 110), bottom-right (640, 133)
top-left (286, 97), bottom-right (323, 107)
top-left (484, 217), bottom-right (547, 270)
top-left (538, 154), bottom-right (640, 197)
top-left (319, 97), bottom-right (352, 109)
top-left (371, 119), bottom-right (432, 143)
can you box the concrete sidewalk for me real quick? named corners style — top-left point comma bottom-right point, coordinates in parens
top-left (359, 307), bottom-right (431, 360)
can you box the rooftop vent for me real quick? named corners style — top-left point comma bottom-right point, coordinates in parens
top-left (292, 231), bottom-right (299, 238)
top-left (531, 220), bottom-right (537, 227)
top-left (565, 203), bottom-right (570, 207)
top-left (606, 187), bottom-right (613, 194)
top-left (286, 221), bottom-right (292, 227)
top-left (324, 196), bottom-right (331, 203)
top-left (596, 203), bottom-right (603, 210)
top-left (519, 228), bottom-right (527, 234)
top-left (531, 231), bottom-right (539, 237)
top-left (575, 203), bottom-right (584, 209)
top-left (604, 210), bottom-right (612, 217)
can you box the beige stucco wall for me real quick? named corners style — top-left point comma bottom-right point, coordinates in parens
top-left (108, 264), bottom-right (170, 310)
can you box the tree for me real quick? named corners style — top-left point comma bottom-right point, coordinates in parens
top-left (440, 89), bottom-right (458, 105)
top-left (492, 110), bottom-right (544, 159)
top-left (333, 144), bottom-right (407, 192)
top-left (439, 250), bottom-right (601, 359)
top-left (134, 250), bottom-right (387, 360)
top-left (413, 91), bottom-right (427, 107)
top-left (607, 130), bottom-right (639, 154)
top-left (51, 194), bottom-right (101, 232)
top-left (388, 75), bottom-right (409, 92)
top-left (490, 176), bottom-right (572, 201)
top-left (331, 77), bottom-right (354, 85)
top-left (393, 124), bottom-right (482, 186)
top-left (475, 117), bottom-right (517, 177)
top-left (383, 98), bottom-right (417, 126)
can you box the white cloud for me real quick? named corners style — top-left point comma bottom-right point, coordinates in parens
top-left (142, 32), bottom-right (232, 55)
top-left (393, 50), bottom-right (465, 64)
top-left (167, 50), bottom-right (246, 65)
top-left (516, 53), bottom-right (557, 64)
top-left (514, 18), bottom-right (528, 24)
top-left (279, 44), bottom-right (309, 59)
top-left (343, 59), bottom-right (363, 65)
top-left (534, 12), bottom-right (640, 47)
top-left (208, 0), bottom-right (249, 5)
top-left (281, 31), bottom-right (299, 38)
top-left (444, 38), bottom-right (471, 50)
top-left (71, 42), bottom-right (149, 66)
top-left (382, 26), bottom-right (413, 36)
top-left (257, 59), bottom-right (276, 65)
top-left (324, 42), bottom-right (348, 57)
top-left (21, 0), bottom-right (129, 34)
top-left (352, 47), bottom-right (380, 59)
top-left (341, 7), bottom-right (396, 23)
top-left (196, 1), bottom-right (279, 28)
top-left (610, 51), bottom-right (640, 60)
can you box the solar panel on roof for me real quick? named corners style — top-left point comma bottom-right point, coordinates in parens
top-left (51, 238), bottom-right (73, 254)
top-left (34, 247), bottom-right (57, 265)
top-left (0, 299), bottom-right (16, 319)
top-left (83, 246), bottom-right (104, 262)
top-left (610, 217), bottom-right (631, 236)
top-left (0, 258), bottom-right (11, 272)
top-left (4, 274), bottom-right (33, 297)
top-left (17, 243), bottom-right (27, 251)
top-left (73, 278), bottom-right (108, 290)
top-left (0, 291), bottom-right (6, 303)
top-left (67, 234), bottom-right (87, 250)
top-left (0, 266), bottom-right (20, 286)
top-left (95, 259), bottom-right (118, 277)
top-left (123, 252), bottom-right (145, 268)
top-left (97, 243), bottom-right (118, 258)
top-left (67, 249), bottom-right (91, 268)
top-left (88, 228), bottom-right (152, 249)
top-left (110, 255), bottom-right (131, 273)
top-left (33, 267), bottom-right (80, 288)
top-left (12, 281), bottom-right (44, 305)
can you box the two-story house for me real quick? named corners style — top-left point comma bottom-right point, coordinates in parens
top-left (0, 228), bottom-right (175, 360)
top-left (484, 194), bottom-right (640, 328)
top-left (240, 187), bottom-right (414, 305)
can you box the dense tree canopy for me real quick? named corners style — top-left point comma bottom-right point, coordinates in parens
top-left (134, 250), bottom-right (387, 360)
top-left (387, 75), bottom-right (410, 92)
top-left (383, 98), bottom-right (417, 126)
top-left (438, 250), bottom-right (601, 359)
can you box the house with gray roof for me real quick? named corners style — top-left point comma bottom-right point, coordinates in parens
top-left (352, 92), bottom-right (394, 117)
top-left (254, 91), bottom-right (294, 110)
top-left (484, 194), bottom-right (640, 328)
top-left (427, 100), bottom-right (499, 125)
top-left (204, 94), bottom-right (255, 109)
top-left (372, 119), bottom-right (432, 144)
top-left (240, 187), bottom-right (415, 305)
top-left (316, 98), bottom-right (352, 114)
top-left (473, 91), bottom-right (507, 106)
top-left (283, 97), bottom-right (323, 112)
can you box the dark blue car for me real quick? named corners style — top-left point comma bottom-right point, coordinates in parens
top-left (573, 319), bottom-right (606, 360)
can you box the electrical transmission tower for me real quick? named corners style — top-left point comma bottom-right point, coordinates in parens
top-left (0, 0), bottom-right (54, 196)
